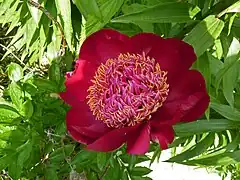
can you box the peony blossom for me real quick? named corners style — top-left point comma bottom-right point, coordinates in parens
top-left (60, 29), bottom-right (210, 155)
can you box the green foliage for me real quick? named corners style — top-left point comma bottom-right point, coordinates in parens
top-left (1, 0), bottom-right (240, 179)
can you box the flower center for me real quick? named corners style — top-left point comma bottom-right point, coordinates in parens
top-left (87, 53), bottom-right (169, 128)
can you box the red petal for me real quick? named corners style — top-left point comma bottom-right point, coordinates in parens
top-left (167, 70), bottom-right (207, 102)
top-left (60, 60), bottom-right (97, 106)
top-left (175, 92), bottom-right (210, 122)
top-left (80, 29), bottom-right (129, 64)
top-left (150, 125), bottom-right (174, 150)
top-left (66, 103), bottom-right (109, 144)
top-left (86, 125), bottom-right (139, 152)
top-left (151, 70), bottom-right (209, 124)
top-left (126, 123), bottom-right (150, 155)
top-left (127, 33), bottom-right (196, 82)
top-left (127, 33), bottom-right (165, 56)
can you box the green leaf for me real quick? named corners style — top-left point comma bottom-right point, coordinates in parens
top-left (49, 61), bottom-right (61, 84)
top-left (202, 0), bottom-right (214, 16)
top-left (49, 144), bottom-right (75, 163)
top-left (7, 63), bottom-right (23, 82)
top-left (184, 150), bottom-right (240, 166)
top-left (154, 23), bottom-right (171, 37)
top-left (122, 170), bottom-right (129, 180)
top-left (222, 37), bottom-right (240, 106)
top-left (104, 159), bottom-right (121, 180)
top-left (210, 102), bottom-right (240, 121)
top-left (8, 155), bottom-right (22, 180)
top-left (55, 0), bottom-right (73, 51)
top-left (17, 140), bottom-right (33, 165)
top-left (86, 0), bottom-right (125, 35)
top-left (131, 177), bottom-right (152, 180)
top-left (150, 148), bottom-right (161, 165)
top-left (131, 166), bottom-right (152, 176)
top-left (25, 18), bottom-right (38, 52)
top-left (226, 133), bottom-right (240, 152)
top-left (121, 3), bottom-right (154, 33)
top-left (19, 100), bottom-right (34, 118)
top-left (27, 0), bottom-right (43, 25)
top-left (208, 53), bottom-right (224, 76)
top-left (184, 15), bottom-right (224, 57)
top-left (45, 167), bottom-right (59, 180)
top-left (46, 24), bottom-right (62, 61)
top-left (167, 133), bottom-right (215, 163)
top-left (112, 2), bottom-right (200, 24)
top-left (214, 39), bottom-right (223, 59)
top-left (107, 23), bottom-right (142, 36)
top-left (72, 0), bottom-right (102, 19)
top-left (174, 119), bottom-right (238, 137)
top-left (0, 155), bottom-right (11, 171)
top-left (33, 78), bottom-right (58, 92)
top-left (228, 13), bottom-right (237, 35)
top-left (8, 82), bottom-right (22, 109)
top-left (217, 0), bottom-right (240, 18)
top-left (0, 0), bottom-right (16, 17)
top-left (8, 140), bottom-right (32, 179)
top-left (136, 155), bottom-right (151, 164)
top-left (1, 0), bottom-right (20, 26)
top-left (97, 152), bottom-right (107, 170)
top-left (71, 150), bottom-right (97, 167)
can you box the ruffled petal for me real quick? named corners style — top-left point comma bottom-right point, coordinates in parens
top-left (150, 125), bottom-right (174, 150)
top-left (80, 29), bottom-right (129, 64)
top-left (86, 125), bottom-right (139, 152)
top-left (151, 70), bottom-right (209, 124)
top-left (126, 123), bottom-right (150, 155)
top-left (127, 33), bottom-right (196, 82)
top-left (60, 60), bottom-right (98, 106)
top-left (66, 103), bottom-right (109, 144)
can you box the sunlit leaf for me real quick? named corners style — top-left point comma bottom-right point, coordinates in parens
top-left (55, 0), bottom-right (74, 51)
top-left (167, 133), bottom-right (215, 162)
top-left (7, 63), bottom-right (23, 82)
top-left (222, 37), bottom-right (240, 107)
top-left (86, 0), bottom-right (125, 35)
top-left (184, 15), bottom-right (224, 57)
top-left (217, 0), bottom-right (240, 17)
top-left (184, 150), bottom-right (240, 166)
top-left (8, 82), bottom-right (22, 110)
top-left (0, 103), bottom-right (20, 123)
top-left (174, 119), bottom-right (238, 137)
top-left (112, 2), bottom-right (200, 24)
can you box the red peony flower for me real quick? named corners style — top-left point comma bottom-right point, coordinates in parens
top-left (60, 29), bottom-right (210, 155)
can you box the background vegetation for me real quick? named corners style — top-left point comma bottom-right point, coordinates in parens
top-left (0, 0), bottom-right (240, 179)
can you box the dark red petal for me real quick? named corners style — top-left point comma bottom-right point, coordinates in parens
top-left (126, 123), bottom-right (150, 155)
top-left (60, 60), bottom-right (97, 106)
top-left (68, 129), bottom-right (94, 144)
top-left (127, 33), bottom-right (165, 56)
top-left (80, 29), bottom-right (129, 64)
top-left (66, 103), bottom-right (109, 144)
top-left (150, 125), bottom-right (174, 150)
top-left (167, 70), bottom-right (207, 102)
top-left (66, 103), bottom-right (95, 127)
top-left (86, 125), bottom-right (139, 152)
top-left (151, 70), bottom-right (209, 124)
top-left (127, 34), bottom-right (196, 81)
top-left (175, 92), bottom-right (210, 122)
top-left (77, 123), bottom-right (110, 139)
